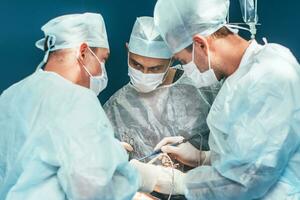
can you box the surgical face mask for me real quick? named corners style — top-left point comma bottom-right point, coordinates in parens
top-left (128, 56), bottom-right (170, 93)
top-left (182, 43), bottom-right (218, 88)
top-left (80, 48), bottom-right (108, 96)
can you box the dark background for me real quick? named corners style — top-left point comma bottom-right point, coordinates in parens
top-left (0, 0), bottom-right (299, 104)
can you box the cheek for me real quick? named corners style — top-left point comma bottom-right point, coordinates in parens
top-left (194, 48), bottom-right (208, 65)
top-left (176, 54), bottom-right (191, 65)
top-left (197, 57), bottom-right (209, 72)
top-left (183, 52), bottom-right (193, 64)
top-left (90, 61), bottom-right (101, 75)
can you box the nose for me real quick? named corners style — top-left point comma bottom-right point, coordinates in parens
top-left (98, 62), bottom-right (105, 76)
top-left (142, 68), bottom-right (148, 74)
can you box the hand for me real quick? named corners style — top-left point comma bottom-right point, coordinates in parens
top-left (130, 159), bottom-right (186, 195)
top-left (120, 141), bottom-right (134, 152)
top-left (129, 159), bottom-right (160, 193)
top-left (154, 165), bottom-right (186, 195)
top-left (132, 192), bottom-right (157, 200)
top-left (154, 136), bottom-right (210, 167)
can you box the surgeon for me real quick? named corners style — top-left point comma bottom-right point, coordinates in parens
top-left (130, 0), bottom-right (300, 199)
top-left (0, 13), bottom-right (139, 200)
top-left (104, 16), bottom-right (218, 199)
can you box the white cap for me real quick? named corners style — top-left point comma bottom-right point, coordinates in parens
top-left (128, 16), bottom-right (172, 59)
top-left (154, 0), bottom-right (230, 54)
top-left (35, 12), bottom-right (109, 68)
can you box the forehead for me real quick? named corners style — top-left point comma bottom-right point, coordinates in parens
top-left (174, 48), bottom-right (190, 60)
top-left (129, 52), bottom-right (169, 67)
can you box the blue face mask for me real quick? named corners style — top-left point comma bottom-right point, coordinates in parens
top-left (182, 43), bottom-right (218, 88)
top-left (127, 54), bottom-right (171, 93)
top-left (81, 48), bottom-right (108, 96)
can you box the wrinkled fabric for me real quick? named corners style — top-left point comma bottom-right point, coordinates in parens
top-left (104, 68), bottom-right (220, 161)
top-left (35, 12), bottom-right (109, 51)
top-left (182, 41), bottom-right (300, 200)
top-left (127, 65), bottom-right (168, 93)
top-left (0, 70), bottom-right (139, 200)
top-left (128, 16), bottom-right (172, 59)
top-left (35, 12), bottom-right (109, 69)
top-left (154, 0), bottom-right (229, 54)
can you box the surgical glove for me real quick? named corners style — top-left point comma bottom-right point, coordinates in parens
top-left (154, 165), bottom-right (186, 195)
top-left (130, 159), bottom-right (160, 193)
top-left (120, 141), bottom-right (134, 152)
top-left (130, 159), bottom-right (186, 195)
top-left (154, 136), bottom-right (210, 167)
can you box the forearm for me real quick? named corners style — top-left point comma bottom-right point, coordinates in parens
top-left (183, 164), bottom-right (280, 200)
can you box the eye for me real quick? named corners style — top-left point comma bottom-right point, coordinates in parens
top-left (149, 66), bottom-right (164, 73)
top-left (152, 67), bottom-right (160, 71)
top-left (180, 60), bottom-right (187, 65)
top-left (134, 63), bottom-right (142, 70)
top-left (130, 60), bottom-right (139, 67)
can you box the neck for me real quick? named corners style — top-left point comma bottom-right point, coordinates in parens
top-left (212, 34), bottom-right (250, 78)
top-left (44, 57), bottom-right (86, 86)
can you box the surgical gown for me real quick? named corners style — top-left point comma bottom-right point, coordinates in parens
top-left (182, 40), bottom-right (300, 199)
top-left (0, 69), bottom-right (139, 200)
top-left (104, 69), bottom-right (220, 160)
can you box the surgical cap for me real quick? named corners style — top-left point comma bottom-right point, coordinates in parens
top-left (154, 0), bottom-right (230, 54)
top-left (35, 12), bottom-right (109, 68)
top-left (128, 16), bottom-right (172, 59)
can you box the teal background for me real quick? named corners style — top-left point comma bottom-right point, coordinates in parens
top-left (0, 0), bottom-right (299, 103)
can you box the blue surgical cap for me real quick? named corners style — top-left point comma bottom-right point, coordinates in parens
top-left (154, 0), bottom-right (230, 54)
top-left (128, 16), bottom-right (172, 59)
top-left (35, 12), bottom-right (109, 68)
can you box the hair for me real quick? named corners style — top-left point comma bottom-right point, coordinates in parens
top-left (48, 46), bottom-right (98, 58)
top-left (212, 26), bottom-right (233, 38)
top-left (185, 44), bottom-right (193, 53)
top-left (185, 26), bottom-right (233, 52)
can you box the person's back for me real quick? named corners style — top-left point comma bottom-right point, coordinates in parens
top-left (128, 0), bottom-right (300, 199)
top-left (0, 70), bottom-right (101, 198)
top-left (205, 40), bottom-right (300, 199)
top-left (0, 13), bottom-right (139, 200)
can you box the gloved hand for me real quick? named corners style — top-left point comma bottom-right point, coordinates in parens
top-left (120, 142), bottom-right (134, 152)
top-left (130, 159), bottom-right (160, 193)
top-left (130, 159), bottom-right (186, 195)
top-left (154, 164), bottom-right (186, 195)
top-left (132, 192), bottom-right (156, 200)
top-left (154, 136), bottom-right (210, 167)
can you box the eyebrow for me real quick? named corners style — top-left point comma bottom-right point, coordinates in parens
top-left (130, 58), bottom-right (166, 69)
top-left (148, 65), bottom-right (165, 69)
top-left (130, 58), bottom-right (144, 67)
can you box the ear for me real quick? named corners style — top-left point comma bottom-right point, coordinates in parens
top-left (78, 43), bottom-right (88, 60)
top-left (193, 34), bottom-right (209, 56)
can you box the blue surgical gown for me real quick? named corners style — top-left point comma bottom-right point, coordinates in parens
top-left (104, 69), bottom-right (219, 160)
top-left (183, 40), bottom-right (300, 200)
top-left (0, 69), bottom-right (139, 200)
